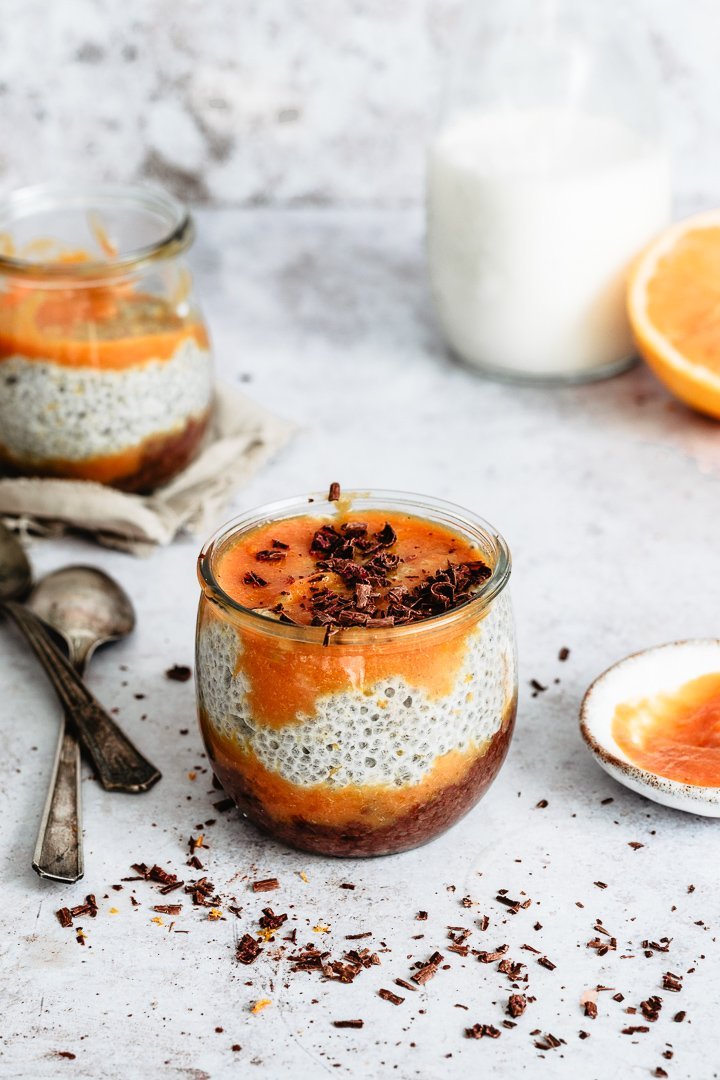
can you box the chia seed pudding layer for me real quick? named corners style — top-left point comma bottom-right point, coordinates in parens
top-left (0, 337), bottom-right (212, 473)
top-left (196, 495), bottom-right (516, 857)
top-left (198, 589), bottom-right (516, 855)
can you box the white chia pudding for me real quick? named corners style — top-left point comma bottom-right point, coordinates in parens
top-left (198, 590), bottom-right (515, 792)
top-left (0, 338), bottom-right (212, 465)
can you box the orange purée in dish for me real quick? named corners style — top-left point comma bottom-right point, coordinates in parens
top-left (612, 672), bottom-right (720, 786)
top-left (211, 510), bottom-right (486, 728)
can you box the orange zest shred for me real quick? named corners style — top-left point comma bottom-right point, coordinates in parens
top-left (251, 999), bottom-right (272, 1014)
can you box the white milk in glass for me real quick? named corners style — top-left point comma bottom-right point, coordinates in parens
top-left (427, 108), bottom-right (671, 381)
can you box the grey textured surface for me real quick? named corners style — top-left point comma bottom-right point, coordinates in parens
top-left (1, 207), bottom-right (719, 1078)
top-left (0, 0), bottom-right (718, 207)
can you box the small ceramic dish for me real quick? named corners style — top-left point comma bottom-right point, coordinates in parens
top-left (580, 639), bottom-right (720, 817)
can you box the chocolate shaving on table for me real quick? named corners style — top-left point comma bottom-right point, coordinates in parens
top-left (537, 956), bottom-right (556, 971)
top-left (59, 895), bottom-right (98, 924)
top-left (507, 994), bottom-right (527, 1018)
top-left (534, 1033), bottom-right (563, 1050)
top-left (166, 664), bottom-right (192, 682)
top-left (662, 972), bottom-right (683, 992)
top-left (333, 1019), bottom-right (363, 1029)
top-left (395, 978), bottom-right (416, 993)
top-left (477, 946), bottom-right (509, 964)
top-left (465, 1024), bottom-right (501, 1040)
top-left (259, 908), bottom-right (287, 931)
top-left (640, 995), bottom-right (663, 1021)
top-left (153, 904), bottom-right (182, 915)
top-left (378, 988), bottom-right (404, 1006)
top-left (584, 1001), bottom-right (598, 1019)
top-left (328, 482), bottom-right (341, 502)
top-left (236, 934), bottom-right (262, 965)
top-left (411, 951), bottom-right (444, 985)
top-left (495, 894), bottom-right (532, 914)
top-left (558, 647), bottom-right (570, 661)
top-left (252, 878), bottom-right (280, 893)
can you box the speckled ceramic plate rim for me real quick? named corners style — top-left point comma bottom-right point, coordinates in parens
top-left (579, 639), bottom-right (720, 817)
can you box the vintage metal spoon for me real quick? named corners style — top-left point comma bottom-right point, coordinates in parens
top-left (28, 567), bottom-right (136, 882)
top-left (0, 525), bottom-right (161, 797)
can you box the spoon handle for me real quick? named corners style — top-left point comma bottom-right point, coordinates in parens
top-left (33, 717), bottom-right (83, 883)
top-left (4, 601), bottom-right (161, 793)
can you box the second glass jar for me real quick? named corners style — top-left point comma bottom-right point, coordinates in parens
top-left (0, 182), bottom-right (214, 492)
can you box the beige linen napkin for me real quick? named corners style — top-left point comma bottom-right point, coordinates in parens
top-left (0, 385), bottom-right (295, 555)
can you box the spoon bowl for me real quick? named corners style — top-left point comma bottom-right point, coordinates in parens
top-left (29, 566), bottom-right (135, 671)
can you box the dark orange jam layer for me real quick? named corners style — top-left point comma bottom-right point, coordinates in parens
top-left (0, 409), bottom-right (211, 492)
top-left (0, 285), bottom-right (208, 369)
top-left (203, 700), bottom-right (516, 857)
top-left (207, 509), bottom-right (491, 727)
top-left (612, 672), bottom-right (720, 786)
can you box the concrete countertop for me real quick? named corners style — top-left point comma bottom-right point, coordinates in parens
top-left (2, 209), bottom-right (718, 1080)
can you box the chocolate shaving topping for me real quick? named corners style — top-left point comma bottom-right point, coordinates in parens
top-left (243, 571), bottom-right (268, 587)
top-left (328, 482), bottom-right (341, 502)
top-left (255, 549), bottom-right (287, 562)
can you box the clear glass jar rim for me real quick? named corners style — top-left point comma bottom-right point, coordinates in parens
top-left (0, 181), bottom-right (193, 280)
top-left (198, 489), bottom-right (512, 645)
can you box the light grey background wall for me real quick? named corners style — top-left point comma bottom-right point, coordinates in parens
top-left (0, 0), bottom-right (718, 209)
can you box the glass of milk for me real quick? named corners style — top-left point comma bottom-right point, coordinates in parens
top-left (427, 0), bottom-right (671, 383)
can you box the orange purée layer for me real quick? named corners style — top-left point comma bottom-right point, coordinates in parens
top-left (202, 709), bottom-right (506, 830)
top-left (0, 286), bottom-right (208, 369)
top-left (210, 510), bottom-right (487, 728)
top-left (613, 672), bottom-right (720, 786)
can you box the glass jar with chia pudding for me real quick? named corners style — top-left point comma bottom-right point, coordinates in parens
top-left (196, 488), bottom-right (517, 857)
top-left (0, 183), bottom-right (214, 492)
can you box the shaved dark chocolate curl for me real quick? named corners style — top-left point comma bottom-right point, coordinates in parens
top-left (255, 549), bottom-right (287, 562)
top-left (243, 571), bottom-right (268, 587)
top-left (236, 934), bottom-right (261, 964)
top-left (328, 482), bottom-right (341, 502)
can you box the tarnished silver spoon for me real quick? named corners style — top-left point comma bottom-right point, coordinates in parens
top-left (0, 524), bottom-right (161, 797)
top-left (28, 567), bottom-right (136, 882)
